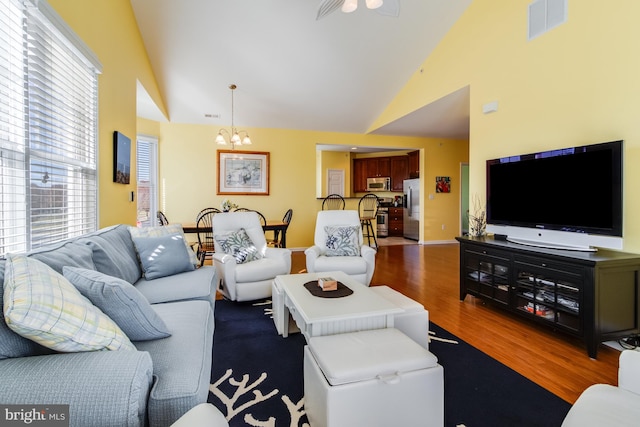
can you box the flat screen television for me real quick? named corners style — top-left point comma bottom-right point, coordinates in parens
top-left (486, 140), bottom-right (623, 252)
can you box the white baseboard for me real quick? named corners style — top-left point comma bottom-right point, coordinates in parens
top-left (420, 239), bottom-right (458, 245)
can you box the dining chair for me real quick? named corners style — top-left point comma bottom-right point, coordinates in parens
top-left (234, 208), bottom-right (266, 227)
top-left (196, 210), bottom-right (217, 266)
top-left (359, 193), bottom-right (379, 249)
top-left (322, 194), bottom-right (345, 210)
top-left (157, 211), bottom-right (169, 226)
top-left (267, 208), bottom-right (293, 248)
top-left (196, 207), bottom-right (220, 222)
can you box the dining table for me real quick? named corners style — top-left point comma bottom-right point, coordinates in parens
top-left (181, 220), bottom-right (289, 248)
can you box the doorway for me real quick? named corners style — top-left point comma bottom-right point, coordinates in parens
top-left (460, 163), bottom-right (469, 235)
top-left (327, 169), bottom-right (345, 196)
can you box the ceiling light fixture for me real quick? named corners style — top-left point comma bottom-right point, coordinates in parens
top-left (215, 84), bottom-right (251, 149)
top-left (341, 0), bottom-right (383, 13)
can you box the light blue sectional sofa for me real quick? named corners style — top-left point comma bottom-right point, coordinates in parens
top-left (0, 224), bottom-right (218, 427)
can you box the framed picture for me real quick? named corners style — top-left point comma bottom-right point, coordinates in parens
top-left (217, 150), bottom-right (270, 195)
top-left (436, 176), bottom-right (451, 193)
top-left (113, 131), bottom-right (131, 184)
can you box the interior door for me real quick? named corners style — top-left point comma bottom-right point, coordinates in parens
top-left (327, 169), bottom-right (345, 196)
top-left (460, 163), bottom-right (469, 235)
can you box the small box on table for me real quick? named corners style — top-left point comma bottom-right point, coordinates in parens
top-left (318, 277), bottom-right (338, 291)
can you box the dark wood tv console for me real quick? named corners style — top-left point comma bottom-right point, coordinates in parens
top-left (456, 236), bottom-right (640, 358)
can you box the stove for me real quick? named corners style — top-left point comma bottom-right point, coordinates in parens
top-left (376, 197), bottom-right (393, 238)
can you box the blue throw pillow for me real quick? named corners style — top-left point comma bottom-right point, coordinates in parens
top-left (63, 266), bottom-right (171, 341)
top-left (132, 233), bottom-right (195, 280)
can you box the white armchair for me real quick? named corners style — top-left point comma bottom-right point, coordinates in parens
top-left (212, 212), bottom-right (291, 302)
top-left (304, 210), bottom-right (376, 286)
top-left (561, 350), bottom-right (640, 426)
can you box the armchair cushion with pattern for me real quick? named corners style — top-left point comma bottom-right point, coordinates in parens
top-left (212, 212), bottom-right (292, 301)
top-left (304, 210), bottom-right (376, 286)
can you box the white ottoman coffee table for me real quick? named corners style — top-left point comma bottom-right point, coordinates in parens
top-left (272, 271), bottom-right (402, 341)
top-left (370, 285), bottom-right (430, 349)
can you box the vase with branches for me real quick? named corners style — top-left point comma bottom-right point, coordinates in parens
top-left (468, 195), bottom-right (486, 237)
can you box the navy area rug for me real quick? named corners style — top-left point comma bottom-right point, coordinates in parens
top-left (208, 299), bottom-right (571, 427)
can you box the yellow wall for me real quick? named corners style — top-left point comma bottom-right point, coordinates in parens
top-left (373, 0), bottom-right (640, 253)
top-left (319, 151), bottom-right (352, 197)
top-left (423, 139), bottom-right (469, 240)
top-left (48, 0), bottom-right (167, 228)
top-left (47, 0), bottom-right (468, 247)
top-left (155, 124), bottom-right (467, 247)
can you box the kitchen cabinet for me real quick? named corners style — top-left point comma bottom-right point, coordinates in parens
top-left (457, 236), bottom-right (640, 359)
top-left (352, 155), bottom-right (409, 193)
top-left (390, 156), bottom-right (409, 191)
top-left (388, 207), bottom-right (404, 236)
top-left (352, 158), bottom-right (368, 193)
top-left (408, 150), bottom-right (419, 178)
top-left (366, 157), bottom-right (390, 178)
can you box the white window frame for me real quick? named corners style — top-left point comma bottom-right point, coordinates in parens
top-left (0, 0), bottom-right (102, 256)
top-left (136, 135), bottom-right (159, 227)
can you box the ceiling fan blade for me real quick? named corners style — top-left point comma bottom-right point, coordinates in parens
top-left (316, 0), bottom-right (345, 20)
top-left (376, 0), bottom-right (400, 17)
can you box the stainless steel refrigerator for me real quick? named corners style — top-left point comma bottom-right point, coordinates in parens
top-left (403, 178), bottom-right (420, 240)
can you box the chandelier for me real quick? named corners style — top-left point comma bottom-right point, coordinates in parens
top-left (341, 0), bottom-right (383, 13)
top-left (215, 84), bottom-right (252, 149)
top-left (316, 0), bottom-right (393, 20)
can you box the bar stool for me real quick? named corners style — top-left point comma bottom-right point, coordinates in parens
top-left (359, 193), bottom-right (378, 249)
top-left (322, 194), bottom-right (345, 210)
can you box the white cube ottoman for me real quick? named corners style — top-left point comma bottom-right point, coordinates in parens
top-left (271, 279), bottom-right (286, 335)
top-left (304, 328), bottom-right (444, 427)
top-left (370, 285), bottom-right (430, 349)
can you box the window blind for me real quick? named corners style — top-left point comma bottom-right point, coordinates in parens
top-left (0, 0), bottom-right (100, 255)
top-left (136, 136), bottom-right (158, 227)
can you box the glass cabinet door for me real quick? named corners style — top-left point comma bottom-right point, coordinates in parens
top-left (464, 250), bottom-right (510, 305)
top-left (514, 267), bottom-right (581, 332)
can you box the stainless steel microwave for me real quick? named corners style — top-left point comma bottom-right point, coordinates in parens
top-left (366, 177), bottom-right (391, 192)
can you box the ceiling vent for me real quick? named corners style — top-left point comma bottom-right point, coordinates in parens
top-left (528, 0), bottom-right (567, 41)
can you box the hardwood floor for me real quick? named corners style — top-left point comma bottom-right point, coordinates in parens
top-left (290, 243), bottom-right (620, 404)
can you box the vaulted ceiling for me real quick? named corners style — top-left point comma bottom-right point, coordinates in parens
top-left (131, 0), bottom-right (471, 140)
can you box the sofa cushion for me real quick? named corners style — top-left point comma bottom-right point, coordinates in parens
top-left (132, 233), bottom-right (195, 280)
top-left (0, 260), bottom-right (53, 360)
top-left (3, 254), bottom-right (136, 353)
top-left (0, 351), bottom-right (153, 427)
top-left (129, 224), bottom-right (198, 267)
top-left (135, 266), bottom-right (217, 310)
top-left (63, 267), bottom-right (171, 341)
top-left (134, 300), bottom-right (214, 427)
top-left (324, 225), bottom-right (361, 256)
top-left (27, 241), bottom-right (96, 274)
top-left (78, 224), bottom-right (142, 284)
top-left (215, 228), bottom-right (263, 264)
